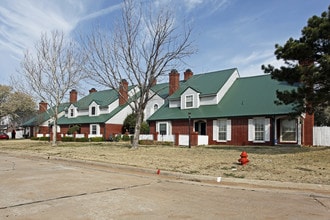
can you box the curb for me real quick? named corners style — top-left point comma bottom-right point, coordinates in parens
top-left (3, 151), bottom-right (330, 196)
top-left (48, 155), bottom-right (330, 196)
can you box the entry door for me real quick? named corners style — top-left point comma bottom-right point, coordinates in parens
top-left (195, 121), bottom-right (206, 135)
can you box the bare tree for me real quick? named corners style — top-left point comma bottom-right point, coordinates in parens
top-left (83, 0), bottom-right (195, 148)
top-left (17, 30), bottom-right (87, 146)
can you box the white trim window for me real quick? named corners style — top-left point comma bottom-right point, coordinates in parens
top-left (213, 119), bottom-right (231, 142)
top-left (156, 121), bottom-right (171, 135)
top-left (89, 102), bottom-right (100, 116)
top-left (68, 105), bottom-right (77, 118)
top-left (185, 95), bottom-right (193, 108)
top-left (248, 117), bottom-right (270, 142)
top-left (90, 124), bottom-right (100, 135)
top-left (280, 118), bottom-right (297, 142)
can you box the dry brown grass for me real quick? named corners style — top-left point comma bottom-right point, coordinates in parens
top-left (0, 140), bottom-right (329, 185)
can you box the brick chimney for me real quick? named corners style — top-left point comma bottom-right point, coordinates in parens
top-left (169, 69), bottom-right (180, 95)
top-left (89, 88), bottom-right (97, 94)
top-left (69, 89), bottom-right (78, 103)
top-left (39, 101), bottom-right (48, 113)
top-left (119, 79), bottom-right (128, 106)
top-left (151, 77), bottom-right (157, 86)
top-left (184, 69), bottom-right (193, 81)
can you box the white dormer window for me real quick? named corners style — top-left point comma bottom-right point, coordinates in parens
top-left (180, 88), bottom-right (200, 109)
top-left (68, 105), bottom-right (77, 118)
top-left (185, 95), bottom-right (193, 108)
top-left (91, 106), bottom-right (96, 115)
top-left (89, 102), bottom-right (100, 116)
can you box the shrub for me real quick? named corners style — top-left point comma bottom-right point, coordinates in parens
top-left (75, 137), bottom-right (89, 142)
top-left (30, 137), bottom-right (39, 140)
top-left (140, 122), bottom-right (150, 134)
top-left (138, 140), bottom-right (154, 145)
top-left (114, 135), bottom-right (121, 142)
top-left (67, 125), bottom-right (80, 135)
top-left (122, 134), bottom-right (130, 141)
top-left (62, 136), bottom-right (75, 142)
top-left (90, 137), bottom-right (104, 142)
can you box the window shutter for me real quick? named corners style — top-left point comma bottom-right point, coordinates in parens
top-left (226, 119), bottom-right (231, 141)
top-left (248, 119), bottom-right (254, 141)
top-left (213, 120), bottom-right (218, 141)
top-left (265, 118), bottom-right (270, 141)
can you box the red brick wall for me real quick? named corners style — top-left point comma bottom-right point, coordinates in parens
top-left (229, 118), bottom-right (249, 146)
top-left (302, 113), bottom-right (314, 146)
top-left (80, 124), bottom-right (90, 135)
top-left (172, 120), bottom-right (191, 134)
top-left (105, 124), bottom-right (123, 139)
top-left (152, 117), bottom-right (274, 146)
top-left (207, 117), bottom-right (252, 146)
top-left (149, 121), bottom-right (156, 133)
top-left (38, 126), bottom-right (49, 135)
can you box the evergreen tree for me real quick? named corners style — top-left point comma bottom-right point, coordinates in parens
top-left (262, 6), bottom-right (330, 115)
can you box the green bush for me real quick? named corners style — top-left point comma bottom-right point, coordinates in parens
top-left (122, 134), bottom-right (130, 141)
top-left (138, 140), bottom-right (154, 145)
top-left (157, 141), bottom-right (173, 146)
top-left (67, 125), bottom-right (80, 135)
top-left (75, 137), bottom-right (89, 142)
top-left (62, 136), bottom-right (75, 142)
top-left (39, 136), bottom-right (50, 141)
top-left (140, 122), bottom-right (150, 134)
top-left (90, 137), bottom-right (104, 142)
top-left (30, 137), bottom-right (39, 140)
top-left (113, 135), bottom-right (121, 142)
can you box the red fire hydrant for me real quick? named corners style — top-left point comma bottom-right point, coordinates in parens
top-left (238, 151), bottom-right (249, 165)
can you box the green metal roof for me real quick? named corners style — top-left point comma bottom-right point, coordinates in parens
top-left (169, 68), bottom-right (237, 99)
top-left (147, 74), bottom-right (297, 121)
top-left (22, 102), bottom-right (71, 126)
top-left (72, 89), bottom-right (119, 109)
top-left (150, 82), bottom-right (170, 99)
top-left (57, 101), bottom-right (129, 125)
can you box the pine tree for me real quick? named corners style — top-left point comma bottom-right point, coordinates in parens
top-left (262, 6), bottom-right (330, 115)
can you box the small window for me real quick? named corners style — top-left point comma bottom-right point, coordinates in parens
top-left (186, 95), bottom-right (193, 108)
top-left (91, 125), bottom-right (97, 135)
top-left (254, 118), bottom-right (265, 141)
top-left (154, 104), bottom-right (159, 112)
top-left (281, 119), bottom-right (297, 142)
top-left (159, 123), bottom-right (167, 135)
top-left (218, 119), bottom-right (227, 141)
top-left (91, 106), bottom-right (96, 116)
top-left (70, 109), bottom-right (74, 117)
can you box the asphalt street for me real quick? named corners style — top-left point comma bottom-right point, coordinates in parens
top-left (0, 153), bottom-right (329, 219)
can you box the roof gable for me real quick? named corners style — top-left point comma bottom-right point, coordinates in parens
top-left (148, 74), bottom-right (298, 121)
top-left (169, 68), bottom-right (237, 99)
top-left (76, 89), bottom-right (118, 109)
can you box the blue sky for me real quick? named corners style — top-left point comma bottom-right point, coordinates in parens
top-left (0, 0), bottom-right (329, 87)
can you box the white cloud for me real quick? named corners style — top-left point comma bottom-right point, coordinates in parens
top-left (230, 49), bottom-right (274, 66)
top-left (79, 3), bottom-right (121, 24)
top-left (183, 0), bottom-right (203, 10)
top-left (0, 0), bottom-right (123, 84)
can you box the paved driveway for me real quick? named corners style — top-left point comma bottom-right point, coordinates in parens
top-left (0, 153), bottom-right (329, 219)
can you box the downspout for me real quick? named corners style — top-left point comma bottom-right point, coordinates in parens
top-left (103, 123), bottom-right (106, 141)
top-left (271, 115), bottom-right (276, 146)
